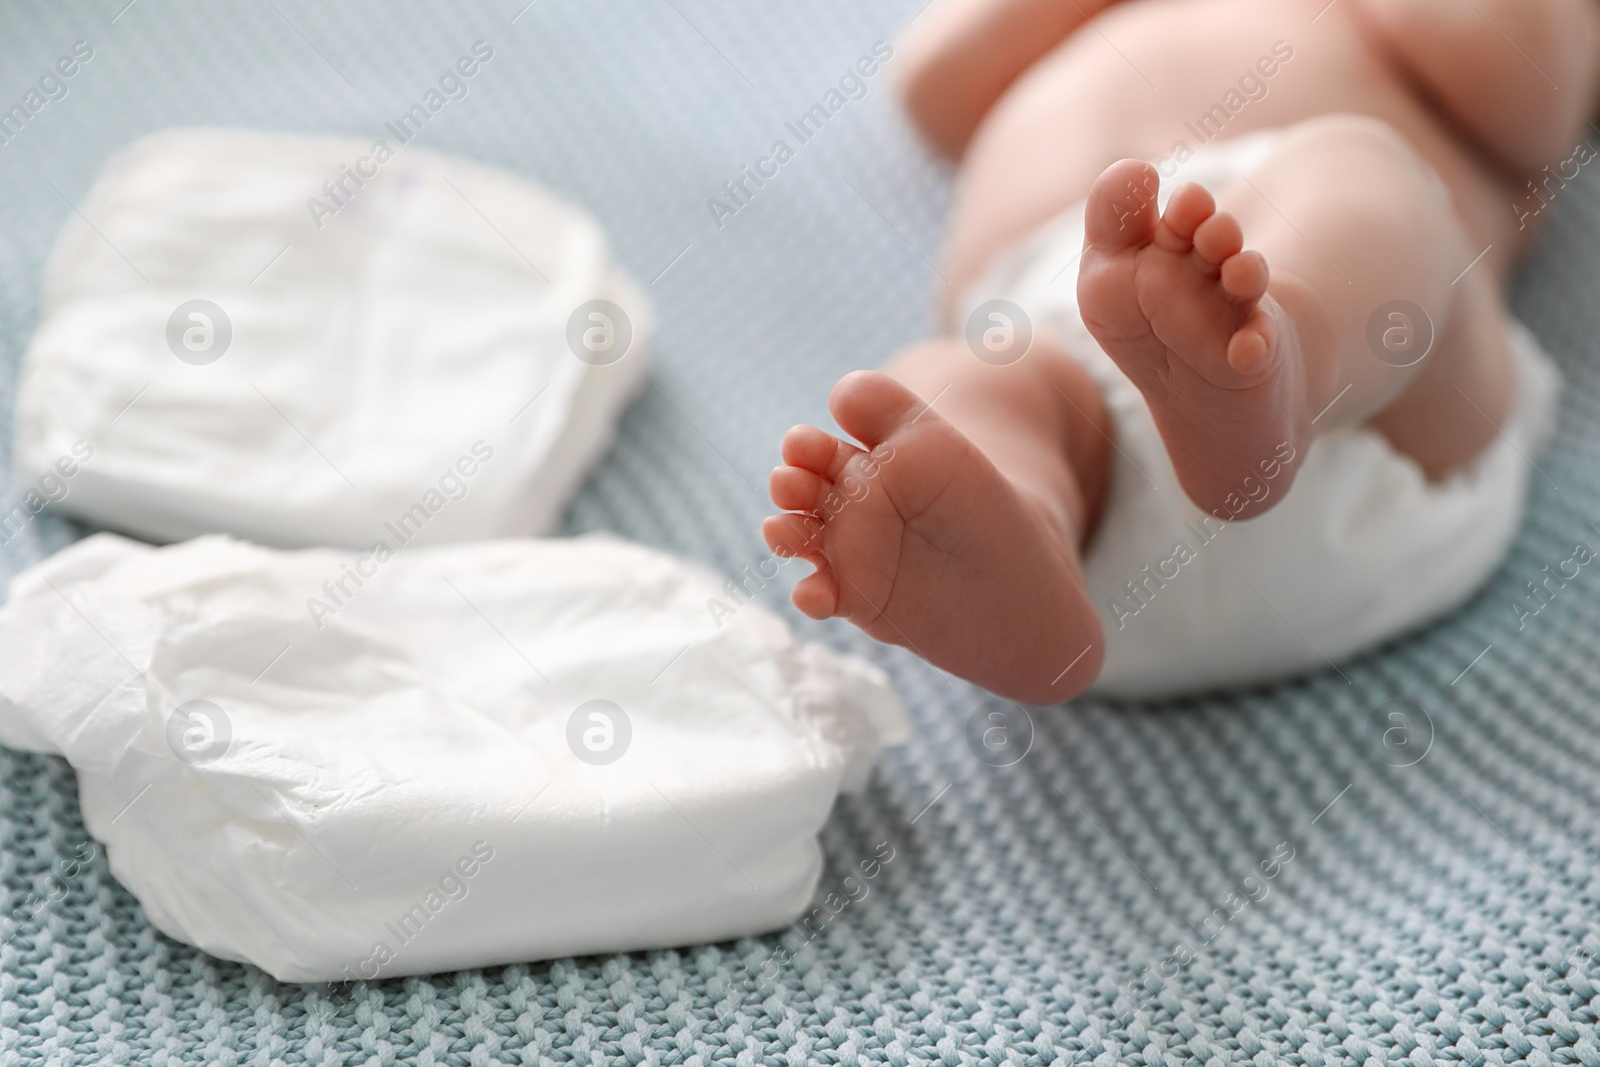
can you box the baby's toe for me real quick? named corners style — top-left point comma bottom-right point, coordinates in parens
top-left (762, 512), bottom-right (825, 561)
top-left (1155, 183), bottom-right (1215, 251)
top-left (1192, 210), bottom-right (1243, 268)
top-left (1084, 159), bottom-right (1161, 248)
top-left (790, 568), bottom-right (839, 620)
top-left (781, 424), bottom-right (852, 478)
top-left (769, 465), bottom-right (826, 513)
top-left (1226, 308), bottom-right (1278, 377)
top-left (1220, 250), bottom-right (1270, 303)
top-left (828, 371), bottom-right (927, 451)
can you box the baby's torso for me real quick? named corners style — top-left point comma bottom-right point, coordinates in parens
top-left (944, 0), bottom-right (1526, 310)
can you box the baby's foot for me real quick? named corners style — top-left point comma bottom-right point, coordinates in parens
top-left (762, 372), bottom-right (1103, 705)
top-left (1077, 160), bottom-right (1308, 520)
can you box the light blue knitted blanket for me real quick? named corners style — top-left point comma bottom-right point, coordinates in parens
top-left (4, 2), bottom-right (1600, 1063)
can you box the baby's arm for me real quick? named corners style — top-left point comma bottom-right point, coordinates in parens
top-left (897, 0), bottom-right (1123, 160)
top-left (1356, 0), bottom-right (1600, 172)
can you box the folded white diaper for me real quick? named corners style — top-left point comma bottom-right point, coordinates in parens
top-left (963, 132), bottom-right (1561, 699)
top-left (12, 128), bottom-right (651, 548)
top-left (0, 532), bottom-right (908, 982)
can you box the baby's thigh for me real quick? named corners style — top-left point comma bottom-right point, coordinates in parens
top-left (1354, 0), bottom-right (1600, 171)
top-left (1219, 115), bottom-right (1468, 289)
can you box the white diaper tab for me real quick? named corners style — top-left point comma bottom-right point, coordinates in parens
top-left (0, 532), bottom-right (909, 982)
top-left (13, 128), bottom-right (652, 548)
top-left (963, 133), bottom-right (1562, 699)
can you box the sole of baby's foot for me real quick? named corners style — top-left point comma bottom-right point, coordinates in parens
top-left (762, 370), bottom-right (1103, 705)
top-left (1077, 159), bottom-right (1309, 520)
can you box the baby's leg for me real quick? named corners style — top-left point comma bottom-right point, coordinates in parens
top-left (761, 339), bottom-right (1111, 704)
top-left (1355, 0), bottom-right (1600, 173)
top-left (897, 0), bottom-right (1121, 159)
top-left (1078, 114), bottom-right (1514, 520)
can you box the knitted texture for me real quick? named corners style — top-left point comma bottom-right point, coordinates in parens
top-left (4, 2), bottom-right (1600, 1063)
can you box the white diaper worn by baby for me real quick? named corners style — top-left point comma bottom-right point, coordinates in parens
top-left (963, 131), bottom-right (1562, 699)
top-left (12, 128), bottom-right (651, 548)
top-left (0, 532), bottom-right (908, 982)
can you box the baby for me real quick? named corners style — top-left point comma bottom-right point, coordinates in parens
top-left (762, 0), bottom-right (1600, 701)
